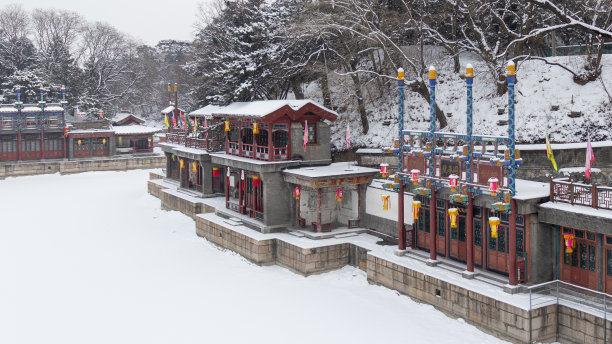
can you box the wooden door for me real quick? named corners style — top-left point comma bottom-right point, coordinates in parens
top-left (474, 218), bottom-right (483, 267)
top-left (449, 214), bottom-right (467, 263)
top-left (487, 222), bottom-right (509, 274)
top-left (560, 229), bottom-right (598, 291)
top-left (416, 207), bottom-right (430, 251)
top-left (436, 211), bottom-right (446, 257)
top-left (606, 236), bottom-right (612, 294)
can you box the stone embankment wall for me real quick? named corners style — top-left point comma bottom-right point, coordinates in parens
top-left (0, 155), bottom-right (165, 179)
top-left (148, 174), bottom-right (611, 344)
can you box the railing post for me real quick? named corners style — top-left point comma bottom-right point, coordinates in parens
top-left (604, 295), bottom-right (607, 344)
top-left (556, 281), bottom-right (560, 342)
top-left (550, 177), bottom-right (554, 202)
top-left (529, 288), bottom-right (533, 344)
top-left (569, 176), bottom-right (574, 205)
top-left (592, 183), bottom-right (598, 209)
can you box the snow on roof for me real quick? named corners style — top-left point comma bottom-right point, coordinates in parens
top-left (21, 106), bottom-right (42, 113)
top-left (356, 148), bottom-right (388, 154)
top-left (189, 104), bottom-right (222, 118)
top-left (44, 105), bottom-right (64, 112)
top-left (205, 100), bottom-right (338, 119)
top-left (111, 113), bottom-right (144, 124)
top-left (69, 129), bottom-right (114, 134)
top-left (516, 141), bottom-right (612, 151)
top-left (161, 106), bottom-right (185, 114)
top-left (112, 125), bottom-right (161, 135)
top-left (283, 162), bottom-right (378, 179)
top-left (0, 106), bottom-right (17, 113)
top-left (539, 201), bottom-right (612, 221)
top-left (515, 179), bottom-right (549, 200)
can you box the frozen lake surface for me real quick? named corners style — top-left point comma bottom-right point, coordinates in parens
top-left (1, 170), bottom-right (508, 343)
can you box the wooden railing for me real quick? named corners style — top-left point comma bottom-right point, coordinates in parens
top-left (550, 177), bottom-right (612, 210)
top-left (166, 133), bottom-right (224, 151)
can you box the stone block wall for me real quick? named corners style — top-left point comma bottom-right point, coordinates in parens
top-left (147, 181), bottom-right (166, 199)
top-left (196, 216), bottom-right (276, 265)
top-left (275, 242), bottom-right (350, 275)
top-left (558, 304), bottom-right (612, 344)
top-left (160, 191), bottom-right (203, 219)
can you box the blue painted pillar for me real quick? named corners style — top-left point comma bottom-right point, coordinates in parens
top-left (466, 64), bottom-right (474, 272)
top-left (429, 66), bottom-right (437, 261)
top-left (507, 61), bottom-right (517, 286)
top-left (398, 68), bottom-right (406, 250)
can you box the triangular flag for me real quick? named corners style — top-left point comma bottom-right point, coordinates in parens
top-left (164, 113), bottom-right (169, 127)
top-left (203, 117), bottom-right (208, 138)
top-left (172, 112), bottom-right (177, 127)
top-left (303, 120), bottom-right (308, 150)
top-left (345, 120), bottom-right (350, 150)
top-left (545, 134), bottom-right (558, 172)
top-left (99, 110), bottom-right (103, 119)
top-left (585, 135), bottom-right (595, 178)
top-left (193, 117), bottom-right (198, 136)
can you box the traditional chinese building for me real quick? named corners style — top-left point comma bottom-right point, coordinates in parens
top-left (161, 100), bottom-right (377, 232)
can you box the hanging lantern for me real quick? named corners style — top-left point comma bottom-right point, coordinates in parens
top-left (294, 186), bottom-right (301, 199)
top-left (102, 138), bottom-right (106, 145)
top-left (489, 217), bottom-right (500, 238)
top-left (212, 167), bottom-right (220, 177)
top-left (412, 201), bottom-right (421, 220)
top-left (410, 169), bottom-right (420, 185)
top-left (118, 136), bottom-right (122, 144)
top-left (253, 121), bottom-right (259, 134)
top-left (224, 120), bottom-right (230, 131)
top-left (77, 139), bottom-right (82, 146)
top-left (380, 163), bottom-right (389, 178)
top-left (563, 234), bottom-right (575, 253)
top-left (179, 159), bottom-right (184, 169)
top-left (192, 161), bottom-right (198, 172)
top-left (226, 167), bottom-right (231, 177)
top-left (253, 175), bottom-right (261, 187)
top-left (381, 195), bottom-right (390, 210)
top-left (336, 188), bottom-right (344, 202)
top-left (448, 208), bottom-right (459, 228)
top-left (448, 174), bottom-right (459, 192)
top-left (488, 177), bottom-right (499, 196)
top-left (171, 154), bottom-right (176, 161)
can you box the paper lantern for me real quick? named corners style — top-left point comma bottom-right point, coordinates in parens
top-left (488, 177), bottom-right (499, 196)
top-left (118, 136), bottom-right (122, 144)
top-left (380, 163), bottom-right (389, 178)
top-left (448, 174), bottom-right (459, 192)
top-left (563, 234), bottom-right (575, 253)
top-left (381, 195), bottom-right (390, 210)
top-left (102, 138), bottom-right (106, 145)
top-left (224, 120), bottom-right (230, 131)
top-left (412, 201), bottom-right (421, 220)
top-left (179, 159), bottom-right (184, 169)
top-left (212, 167), bottom-right (220, 177)
top-left (448, 208), bottom-right (459, 228)
top-left (294, 186), bottom-right (300, 199)
top-left (171, 154), bottom-right (176, 161)
top-left (253, 175), bottom-right (261, 187)
top-left (336, 188), bottom-right (343, 202)
top-left (77, 139), bottom-right (82, 146)
top-left (489, 217), bottom-right (500, 239)
top-left (253, 122), bottom-right (259, 134)
top-left (191, 161), bottom-right (198, 172)
top-left (410, 169), bottom-right (420, 185)
top-left (226, 167), bottom-right (231, 177)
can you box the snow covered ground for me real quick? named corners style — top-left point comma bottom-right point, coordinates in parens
top-left (1, 170), bottom-right (509, 344)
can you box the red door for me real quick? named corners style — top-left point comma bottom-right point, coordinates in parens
top-left (416, 206), bottom-right (431, 251)
top-left (449, 214), bottom-right (467, 263)
top-left (487, 220), bottom-right (509, 274)
top-left (561, 229), bottom-right (598, 290)
top-left (474, 217), bottom-right (483, 267)
top-left (605, 236), bottom-right (612, 294)
top-left (436, 210), bottom-right (446, 257)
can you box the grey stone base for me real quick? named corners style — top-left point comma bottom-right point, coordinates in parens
top-left (426, 259), bottom-right (439, 267)
top-left (461, 271), bottom-right (477, 279)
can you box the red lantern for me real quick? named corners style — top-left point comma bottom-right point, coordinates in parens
top-left (563, 234), bottom-right (575, 253)
top-left (488, 177), bottom-right (499, 196)
top-left (380, 163), bottom-right (389, 178)
top-left (212, 167), bottom-right (220, 177)
top-left (336, 188), bottom-right (343, 202)
top-left (448, 174), bottom-right (459, 192)
top-left (410, 169), bottom-right (420, 185)
top-left (294, 186), bottom-right (300, 199)
top-left (253, 175), bottom-right (261, 187)
top-left (63, 127), bottom-right (69, 137)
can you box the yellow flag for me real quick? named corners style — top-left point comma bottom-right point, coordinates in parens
top-left (165, 114), bottom-right (169, 127)
top-left (545, 134), bottom-right (558, 172)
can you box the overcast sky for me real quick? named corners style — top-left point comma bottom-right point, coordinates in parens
top-left (6, 0), bottom-right (212, 45)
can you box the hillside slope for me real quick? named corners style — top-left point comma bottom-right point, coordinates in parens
top-left (305, 55), bottom-right (612, 150)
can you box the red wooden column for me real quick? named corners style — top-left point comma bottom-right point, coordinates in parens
top-left (295, 186), bottom-right (300, 226)
top-left (225, 168), bottom-right (230, 208)
top-left (508, 198), bottom-right (518, 285)
top-left (466, 194), bottom-right (474, 272)
top-left (17, 131), bottom-right (21, 161)
top-left (429, 190), bottom-right (437, 261)
top-left (63, 135), bottom-right (67, 159)
top-left (268, 125), bottom-right (273, 161)
top-left (398, 182), bottom-right (405, 250)
top-left (239, 170), bottom-right (244, 214)
top-left (317, 188), bottom-right (322, 232)
top-left (132, 135), bottom-right (136, 154)
top-left (40, 129), bottom-right (44, 159)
